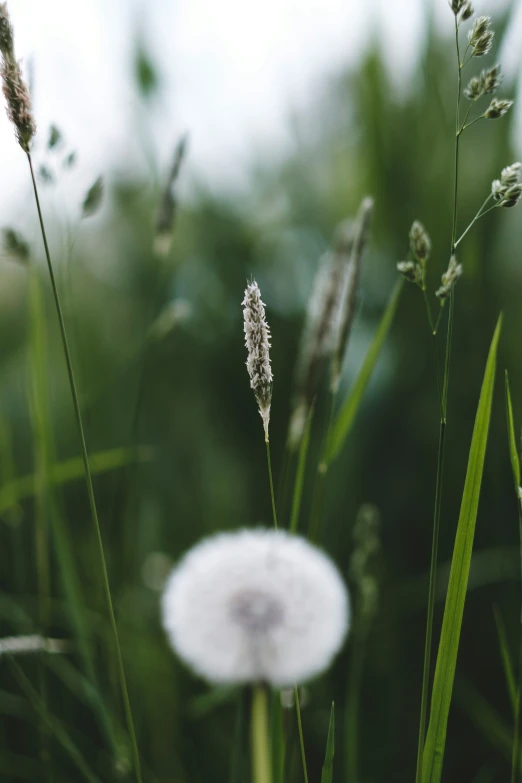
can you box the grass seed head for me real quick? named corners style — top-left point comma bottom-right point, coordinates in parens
top-left (436, 255), bottom-right (463, 301)
top-left (243, 280), bottom-right (273, 441)
top-left (484, 98), bottom-right (513, 119)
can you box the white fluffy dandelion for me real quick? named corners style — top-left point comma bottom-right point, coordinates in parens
top-left (161, 529), bottom-right (349, 687)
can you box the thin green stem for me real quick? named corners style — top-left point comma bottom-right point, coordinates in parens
top-left (265, 438), bottom-right (278, 529)
top-left (512, 507), bottom-right (522, 783)
top-left (461, 115), bottom-right (485, 133)
top-left (415, 421), bottom-right (446, 783)
top-left (294, 687), bottom-right (309, 783)
top-left (454, 196), bottom-right (496, 250)
top-left (415, 18), bottom-right (461, 782)
top-left (26, 153), bottom-right (142, 783)
top-left (459, 101), bottom-right (474, 134)
top-left (451, 20), bottom-right (462, 253)
top-left (422, 289), bottom-right (443, 419)
top-left (252, 686), bottom-right (272, 783)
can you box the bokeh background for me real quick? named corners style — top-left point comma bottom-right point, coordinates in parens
top-left (1, 0), bottom-right (522, 781)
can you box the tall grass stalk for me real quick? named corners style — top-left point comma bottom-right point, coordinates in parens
top-left (505, 372), bottom-right (522, 783)
top-left (28, 267), bottom-right (52, 778)
top-left (266, 438), bottom-right (278, 530)
top-left (26, 153), bottom-right (142, 783)
top-left (414, 14), bottom-right (461, 780)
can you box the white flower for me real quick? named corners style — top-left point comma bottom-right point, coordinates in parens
top-left (161, 529), bottom-right (349, 687)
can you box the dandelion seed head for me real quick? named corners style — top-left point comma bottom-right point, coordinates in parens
top-left (243, 281), bottom-right (273, 440)
top-left (161, 529), bottom-right (349, 687)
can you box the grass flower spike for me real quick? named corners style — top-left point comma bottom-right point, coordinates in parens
top-left (162, 529), bottom-right (349, 687)
top-left (0, 3), bottom-right (35, 152)
top-left (243, 281), bottom-right (273, 441)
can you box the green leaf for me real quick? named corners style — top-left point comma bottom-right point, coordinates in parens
top-left (321, 702), bottom-right (335, 783)
top-left (505, 371), bottom-right (521, 494)
top-left (0, 446), bottom-right (154, 515)
top-left (326, 279), bottom-right (403, 464)
top-left (422, 315), bottom-right (502, 783)
top-left (290, 405), bottom-right (314, 534)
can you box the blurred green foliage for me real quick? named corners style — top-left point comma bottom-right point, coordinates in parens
top-left (1, 6), bottom-right (522, 782)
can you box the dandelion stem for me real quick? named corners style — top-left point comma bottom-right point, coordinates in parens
top-left (252, 685), bottom-right (272, 783)
top-left (26, 153), bottom-right (142, 783)
top-left (294, 686), bottom-right (309, 783)
top-left (265, 439), bottom-right (278, 530)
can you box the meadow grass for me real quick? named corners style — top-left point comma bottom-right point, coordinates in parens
top-left (0, 0), bottom-right (522, 781)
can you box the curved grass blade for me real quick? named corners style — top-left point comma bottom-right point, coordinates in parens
top-left (326, 279), bottom-right (403, 464)
top-left (504, 371), bottom-right (522, 783)
top-left (422, 315), bottom-right (502, 783)
top-left (10, 661), bottom-right (102, 783)
top-left (0, 446), bottom-right (154, 515)
top-left (290, 406), bottom-right (314, 533)
top-left (505, 372), bottom-right (521, 496)
top-left (321, 702), bottom-right (335, 783)
top-left (492, 604), bottom-right (516, 714)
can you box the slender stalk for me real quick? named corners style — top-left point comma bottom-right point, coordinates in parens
top-left (345, 617), bottom-right (367, 783)
top-left (252, 686), bottom-right (272, 783)
top-left (294, 687), bottom-right (309, 783)
top-left (414, 16), bottom-right (461, 782)
top-left (512, 506), bottom-right (522, 783)
top-left (26, 153), bottom-right (142, 783)
top-left (454, 197), bottom-right (496, 250)
top-left (265, 439), bottom-right (278, 530)
top-left (422, 289), bottom-right (443, 419)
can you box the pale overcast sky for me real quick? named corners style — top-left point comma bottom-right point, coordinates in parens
top-left (0, 0), bottom-right (520, 221)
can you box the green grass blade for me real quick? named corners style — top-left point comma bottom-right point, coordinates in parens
top-left (0, 446), bottom-right (154, 514)
top-left (505, 371), bottom-right (521, 494)
top-left (505, 371), bottom-right (522, 783)
top-left (321, 702), bottom-right (335, 783)
top-left (422, 315), bottom-right (502, 783)
top-left (492, 604), bottom-right (516, 714)
top-left (289, 406), bottom-right (314, 533)
top-left (326, 279), bottom-right (403, 464)
top-left (10, 661), bottom-right (102, 783)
